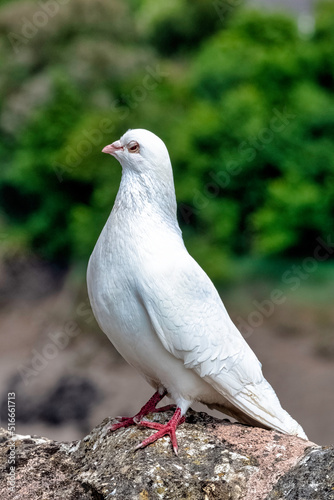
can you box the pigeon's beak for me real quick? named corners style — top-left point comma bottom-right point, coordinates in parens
top-left (102, 141), bottom-right (123, 156)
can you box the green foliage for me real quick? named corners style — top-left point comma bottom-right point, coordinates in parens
top-left (170, 4), bottom-right (334, 269)
top-left (136, 0), bottom-right (230, 56)
top-left (0, 0), bottom-right (152, 262)
top-left (0, 0), bottom-right (333, 280)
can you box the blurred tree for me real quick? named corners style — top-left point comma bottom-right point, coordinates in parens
top-left (0, 0), bottom-right (333, 280)
top-left (136, 0), bottom-right (239, 56)
top-left (167, 4), bottom-right (334, 275)
top-left (0, 0), bottom-right (154, 262)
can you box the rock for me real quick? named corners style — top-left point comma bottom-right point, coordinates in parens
top-left (267, 447), bottom-right (334, 500)
top-left (0, 409), bottom-right (332, 500)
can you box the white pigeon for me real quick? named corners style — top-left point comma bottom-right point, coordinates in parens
top-left (87, 128), bottom-right (307, 454)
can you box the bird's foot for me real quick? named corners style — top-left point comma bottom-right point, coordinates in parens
top-left (135, 407), bottom-right (185, 455)
top-left (110, 416), bottom-right (137, 431)
top-left (109, 390), bottom-right (175, 431)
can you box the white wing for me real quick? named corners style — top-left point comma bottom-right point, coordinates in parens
top-left (137, 251), bottom-right (307, 438)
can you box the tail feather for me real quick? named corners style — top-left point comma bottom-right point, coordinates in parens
top-left (210, 376), bottom-right (308, 440)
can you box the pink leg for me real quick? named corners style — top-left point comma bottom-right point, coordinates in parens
top-left (109, 389), bottom-right (175, 431)
top-left (135, 407), bottom-right (185, 456)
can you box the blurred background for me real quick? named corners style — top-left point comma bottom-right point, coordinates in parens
top-left (0, 0), bottom-right (333, 445)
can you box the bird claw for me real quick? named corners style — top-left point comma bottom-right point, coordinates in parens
top-left (135, 409), bottom-right (185, 455)
top-left (109, 390), bottom-right (170, 432)
top-left (109, 416), bottom-right (136, 431)
top-left (110, 408), bottom-right (176, 431)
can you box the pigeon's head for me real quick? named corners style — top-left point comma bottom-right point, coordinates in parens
top-left (102, 129), bottom-right (171, 174)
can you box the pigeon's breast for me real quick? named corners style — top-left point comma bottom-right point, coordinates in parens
top-left (87, 225), bottom-right (143, 346)
top-left (86, 220), bottom-right (172, 380)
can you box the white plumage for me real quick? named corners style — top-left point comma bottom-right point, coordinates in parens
top-left (87, 129), bottom-right (307, 452)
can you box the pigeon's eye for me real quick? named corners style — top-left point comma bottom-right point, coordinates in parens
top-left (128, 141), bottom-right (140, 153)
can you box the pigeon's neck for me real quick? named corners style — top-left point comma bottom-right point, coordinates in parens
top-left (113, 168), bottom-right (178, 226)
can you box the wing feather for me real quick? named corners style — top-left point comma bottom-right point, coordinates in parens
top-left (138, 253), bottom-right (307, 438)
